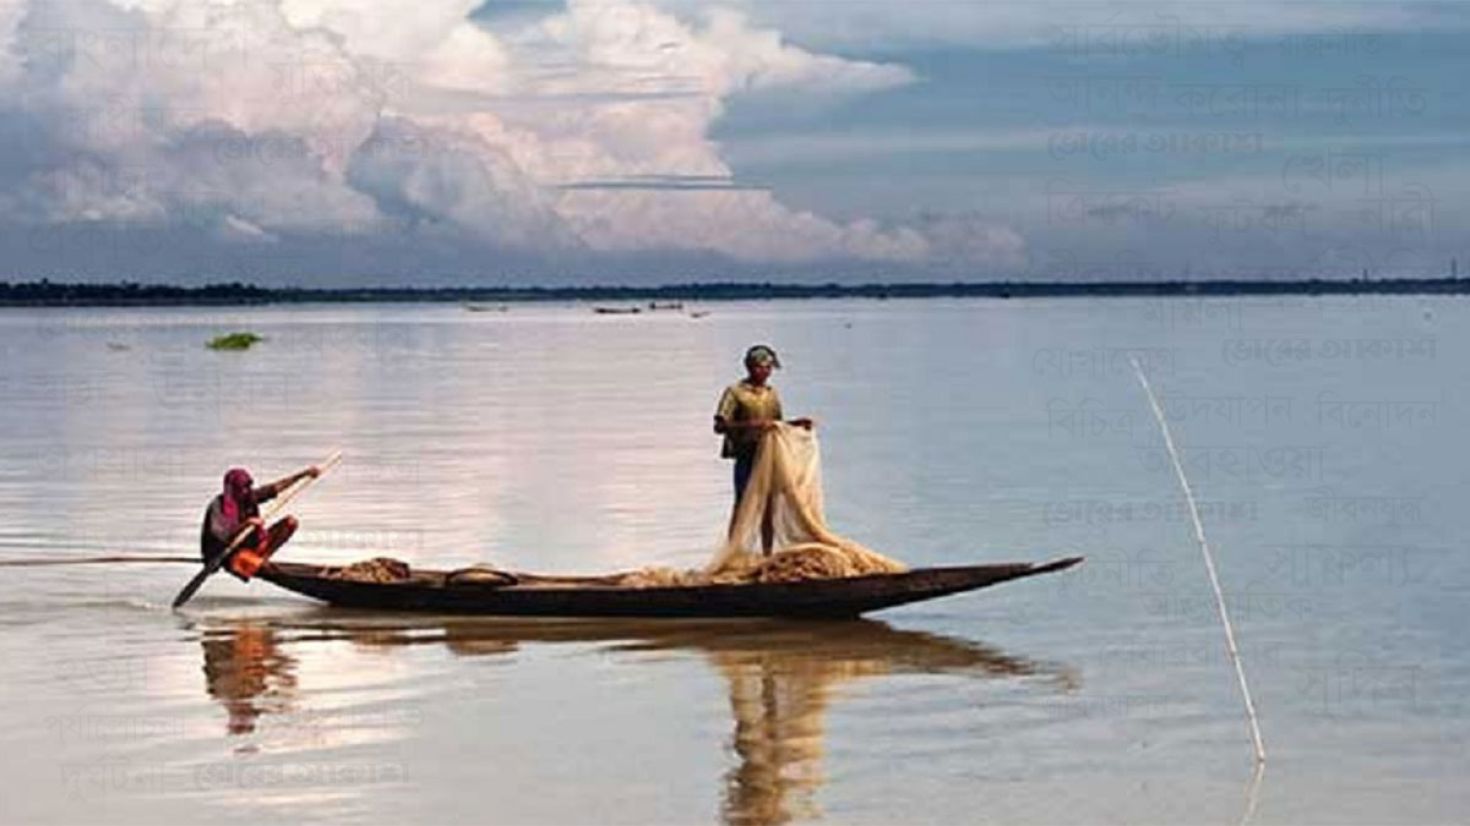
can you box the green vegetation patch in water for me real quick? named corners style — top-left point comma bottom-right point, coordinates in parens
top-left (206, 331), bottom-right (264, 351)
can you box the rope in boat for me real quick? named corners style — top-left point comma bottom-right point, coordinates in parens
top-left (1131, 357), bottom-right (1267, 766)
top-left (0, 555), bottom-right (200, 567)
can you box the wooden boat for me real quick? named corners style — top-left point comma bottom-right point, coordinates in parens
top-left (257, 557), bottom-right (1082, 618)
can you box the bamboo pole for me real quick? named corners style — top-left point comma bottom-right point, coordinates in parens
top-left (0, 555), bottom-right (200, 567)
top-left (1130, 359), bottom-right (1266, 765)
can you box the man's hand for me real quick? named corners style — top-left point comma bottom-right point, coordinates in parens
top-left (305, 465), bottom-right (322, 479)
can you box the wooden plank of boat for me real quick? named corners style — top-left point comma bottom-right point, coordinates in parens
top-left (256, 557), bottom-right (1083, 618)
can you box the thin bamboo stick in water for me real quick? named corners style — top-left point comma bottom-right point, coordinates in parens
top-left (1130, 358), bottom-right (1267, 765)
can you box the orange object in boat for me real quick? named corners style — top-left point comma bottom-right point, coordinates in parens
top-left (230, 549), bottom-right (266, 580)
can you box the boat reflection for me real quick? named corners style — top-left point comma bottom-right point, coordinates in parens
top-left (195, 615), bottom-right (1074, 824)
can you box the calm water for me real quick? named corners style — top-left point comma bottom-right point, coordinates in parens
top-left (0, 298), bottom-right (1465, 824)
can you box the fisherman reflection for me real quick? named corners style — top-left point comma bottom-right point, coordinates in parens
top-left (715, 650), bottom-right (877, 825)
top-left (709, 623), bottom-right (1055, 826)
top-left (348, 618), bottom-right (1054, 826)
top-left (200, 623), bottom-right (298, 736)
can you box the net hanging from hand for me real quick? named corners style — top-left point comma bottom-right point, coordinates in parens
top-left (673, 423), bottom-right (906, 584)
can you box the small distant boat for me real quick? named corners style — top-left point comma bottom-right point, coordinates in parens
top-left (463, 303), bottom-right (508, 312)
top-left (688, 310), bottom-right (711, 319)
top-left (256, 557), bottom-right (1082, 618)
top-left (647, 301), bottom-right (684, 311)
top-left (593, 306), bottom-right (642, 315)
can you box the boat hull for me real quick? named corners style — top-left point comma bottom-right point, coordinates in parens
top-left (257, 557), bottom-right (1083, 618)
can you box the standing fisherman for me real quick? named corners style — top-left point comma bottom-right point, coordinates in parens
top-left (200, 465), bottom-right (319, 580)
top-left (713, 345), bottom-right (813, 551)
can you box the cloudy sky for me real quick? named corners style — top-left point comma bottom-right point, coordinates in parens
top-left (0, 0), bottom-right (1464, 284)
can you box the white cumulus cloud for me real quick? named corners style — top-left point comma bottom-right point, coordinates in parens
top-left (0, 0), bottom-right (1024, 277)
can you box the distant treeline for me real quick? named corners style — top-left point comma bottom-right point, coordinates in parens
top-left (1, 277), bottom-right (1468, 306)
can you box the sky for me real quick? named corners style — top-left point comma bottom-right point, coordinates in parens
top-left (0, 0), bottom-right (1465, 285)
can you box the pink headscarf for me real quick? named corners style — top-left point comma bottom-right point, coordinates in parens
top-left (220, 468), bottom-right (254, 524)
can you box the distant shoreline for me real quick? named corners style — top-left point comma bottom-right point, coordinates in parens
top-left (1, 277), bottom-right (1467, 306)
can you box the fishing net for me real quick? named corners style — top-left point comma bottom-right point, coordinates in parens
top-left (324, 557), bottom-right (412, 582)
top-left (624, 424), bottom-right (906, 586)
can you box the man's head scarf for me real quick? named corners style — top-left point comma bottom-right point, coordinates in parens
top-left (744, 344), bottom-right (781, 369)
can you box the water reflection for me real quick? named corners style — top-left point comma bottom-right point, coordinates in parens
top-left (199, 624), bottom-right (299, 736)
top-left (196, 615), bottom-right (1073, 824)
top-left (690, 623), bottom-right (1056, 826)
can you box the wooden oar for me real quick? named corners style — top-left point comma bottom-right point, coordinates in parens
top-left (171, 451), bottom-right (342, 609)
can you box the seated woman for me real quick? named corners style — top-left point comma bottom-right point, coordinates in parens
top-left (200, 465), bottom-right (319, 580)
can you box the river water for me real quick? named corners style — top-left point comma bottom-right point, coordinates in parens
top-left (0, 297), bottom-right (1464, 824)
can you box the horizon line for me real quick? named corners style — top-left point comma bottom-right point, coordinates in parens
top-left (2, 274), bottom-right (1468, 306)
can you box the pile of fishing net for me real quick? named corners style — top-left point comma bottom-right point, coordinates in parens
top-left (324, 557), bottom-right (412, 582)
top-left (622, 423), bottom-right (907, 586)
